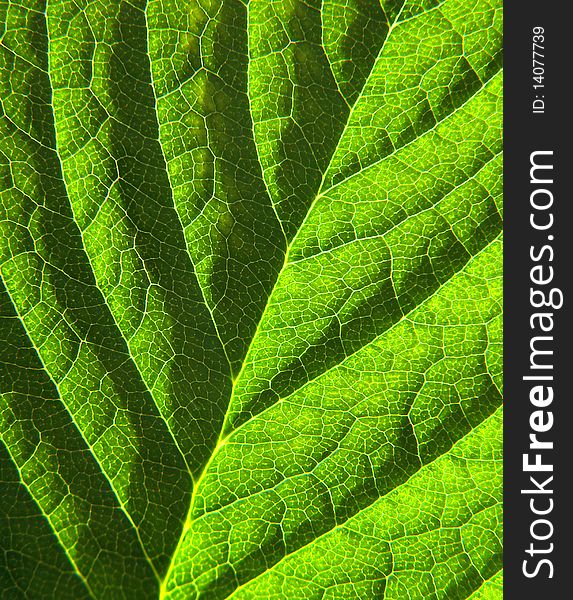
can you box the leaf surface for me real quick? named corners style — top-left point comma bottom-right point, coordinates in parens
top-left (0, 0), bottom-right (503, 598)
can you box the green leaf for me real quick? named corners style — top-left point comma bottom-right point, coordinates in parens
top-left (0, 0), bottom-right (503, 598)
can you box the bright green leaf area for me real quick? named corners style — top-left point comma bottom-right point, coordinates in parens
top-left (0, 0), bottom-right (502, 598)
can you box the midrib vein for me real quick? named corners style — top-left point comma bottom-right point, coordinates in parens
top-left (162, 0), bottom-right (502, 582)
top-left (194, 232), bottom-right (502, 510)
top-left (158, 4), bottom-right (409, 593)
top-left (215, 0), bottom-right (409, 432)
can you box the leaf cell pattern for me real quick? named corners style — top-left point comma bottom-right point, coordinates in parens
top-left (0, 0), bottom-right (502, 598)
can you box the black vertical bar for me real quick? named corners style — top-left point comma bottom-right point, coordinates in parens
top-left (505, 1), bottom-right (571, 597)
